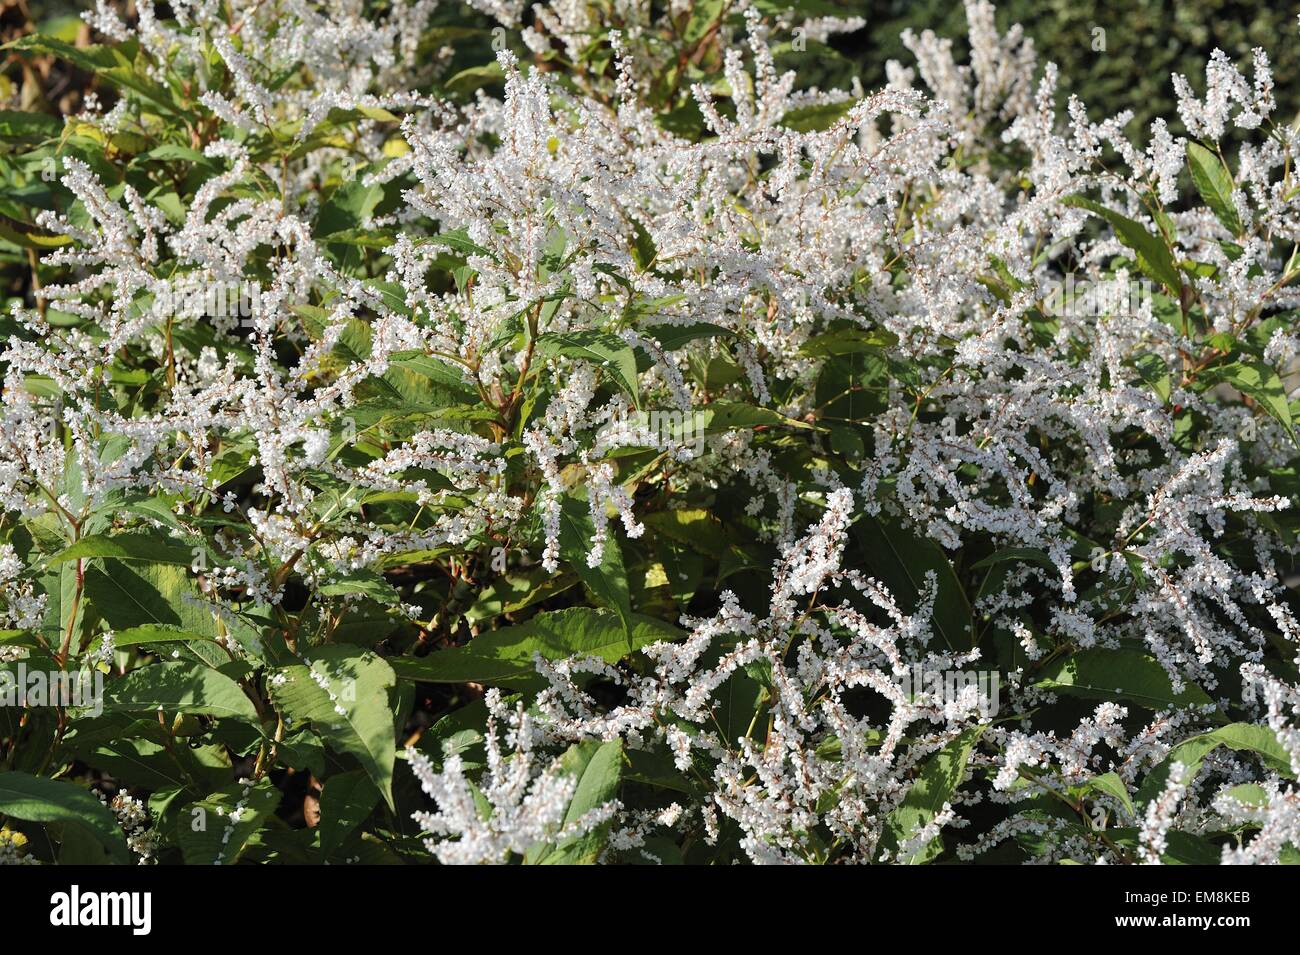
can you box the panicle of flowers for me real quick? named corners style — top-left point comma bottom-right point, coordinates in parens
top-left (407, 690), bottom-right (620, 864)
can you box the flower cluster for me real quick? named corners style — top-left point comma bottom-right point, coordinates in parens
top-left (0, 0), bottom-right (1297, 865)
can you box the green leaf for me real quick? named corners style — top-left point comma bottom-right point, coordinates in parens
top-left (683, 0), bottom-right (725, 43)
top-left (1132, 352), bottom-right (1172, 403)
top-left (85, 562), bottom-right (219, 634)
top-left (536, 331), bottom-right (641, 409)
top-left (0, 220), bottom-right (71, 249)
top-left (1218, 782), bottom-right (1269, 809)
top-left (779, 98), bottom-right (859, 132)
top-left (443, 61), bottom-right (505, 95)
top-left (268, 645), bottom-right (397, 810)
top-left (319, 770), bottom-right (381, 860)
top-left (314, 177), bottom-right (383, 238)
top-left (390, 608), bottom-right (682, 689)
top-left (69, 724), bottom-right (231, 794)
top-left (38, 556), bottom-right (87, 649)
top-left (1086, 771), bottom-right (1136, 820)
top-left (463, 567), bottom-right (579, 624)
top-left (175, 778), bottom-right (280, 865)
top-left (5, 34), bottom-right (120, 75)
top-left (318, 569), bottom-right (401, 606)
top-left (1136, 724), bottom-right (1293, 807)
top-left (642, 322), bottom-right (735, 351)
top-left (1158, 831), bottom-right (1223, 864)
top-left (387, 352), bottom-right (479, 402)
top-left (0, 630), bottom-right (36, 647)
top-left (853, 516), bottom-right (971, 650)
top-left (4, 37), bottom-right (188, 120)
top-left (630, 218), bottom-right (656, 271)
top-left (656, 536), bottom-right (703, 612)
top-left (421, 228), bottom-right (493, 258)
top-left (558, 494), bottom-right (633, 636)
top-left (1201, 361), bottom-right (1292, 430)
top-left (643, 508), bottom-right (732, 558)
top-left (49, 530), bottom-right (193, 566)
top-left (880, 726), bottom-right (983, 863)
top-left (800, 327), bottom-right (898, 357)
top-left (1063, 195), bottom-right (1182, 295)
top-left (112, 624), bottom-right (221, 648)
top-left (696, 400), bottom-right (815, 433)
top-left (1187, 142), bottom-right (1242, 236)
top-left (1034, 648), bottom-right (1212, 709)
top-left (970, 546), bottom-right (1056, 572)
top-left (1106, 826), bottom-right (1222, 864)
top-left (526, 739), bottom-right (623, 864)
top-left (0, 771), bottom-right (129, 863)
top-left (110, 494), bottom-right (188, 532)
top-left (0, 109), bottom-right (61, 143)
top-left (102, 661), bottom-right (260, 721)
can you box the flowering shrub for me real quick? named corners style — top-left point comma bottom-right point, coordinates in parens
top-left (0, 0), bottom-right (1298, 866)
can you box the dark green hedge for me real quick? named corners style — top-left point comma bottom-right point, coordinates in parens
top-left (827, 0), bottom-right (1299, 135)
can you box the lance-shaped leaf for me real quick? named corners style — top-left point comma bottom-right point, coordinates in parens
top-left (268, 645), bottom-right (397, 809)
top-left (464, 566), bottom-right (579, 624)
top-left (0, 771), bottom-right (130, 864)
top-left (536, 331), bottom-right (641, 409)
top-left (314, 176), bottom-right (383, 238)
top-left (1187, 141), bottom-right (1242, 236)
top-left (558, 494), bottom-right (633, 636)
top-left (387, 351), bottom-right (480, 402)
top-left (526, 739), bottom-right (623, 865)
top-left (389, 608), bottom-right (683, 689)
top-left (319, 770), bottom-right (381, 860)
top-left (49, 530), bottom-right (194, 566)
top-left (1034, 648), bottom-right (1213, 710)
top-left (1136, 724), bottom-right (1293, 807)
top-left (1063, 195), bottom-right (1182, 295)
top-left (641, 321), bottom-right (735, 352)
top-left (318, 569), bottom-right (402, 606)
top-left (779, 98), bottom-right (859, 132)
top-left (696, 400), bottom-right (816, 434)
top-left (102, 661), bottom-right (260, 721)
top-left (175, 778), bottom-right (280, 865)
top-left (1085, 771), bottom-right (1136, 821)
top-left (1200, 360), bottom-right (1292, 431)
top-left (880, 726), bottom-right (984, 863)
top-left (85, 562), bottom-right (221, 636)
top-left (800, 327), bottom-right (898, 357)
top-left (112, 624), bottom-right (221, 648)
top-left (852, 516), bottom-right (971, 651)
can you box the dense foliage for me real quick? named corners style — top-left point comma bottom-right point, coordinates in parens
top-left (845, 0), bottom-right (1300, 137)
top-left (0, 0), bottom-right (1299, 865)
